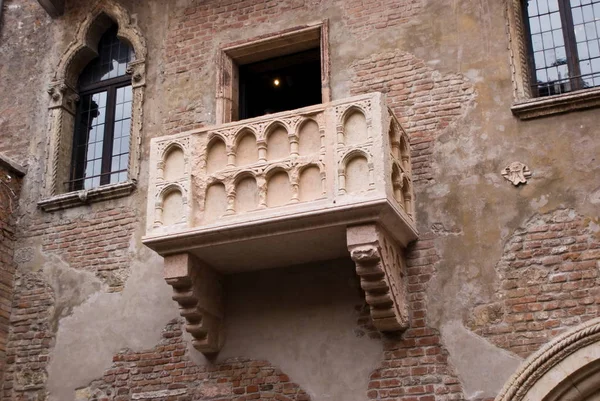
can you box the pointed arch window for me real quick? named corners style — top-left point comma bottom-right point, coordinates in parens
top-left (70, 24), bottom-right (134, 190)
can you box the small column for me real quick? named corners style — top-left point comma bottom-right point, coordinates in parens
top-left (227, 147), bottom-right (236, 167)
top-left (257, 140), bottom-right (267, 162)
top-left (289, 134), bottom-right (299, 157)
top-left (226, 185), bottom-right (236, 215)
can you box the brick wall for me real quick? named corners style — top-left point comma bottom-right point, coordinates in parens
top-left (77, 319), bottom-right (310, 401)
top-left (349, 50), bottom-right (475, 184)
top-left (363, 234), bottom-right (466, 401)
top-left (338, 0), bottom-right (424, 34)
top-left (468, 209), bottom-right (600, 358)
top-left (1, 271), bottom-right (53, 400)
top-left (19, 207), bottom-right (137, 292)
top-left (0, 161), bottom-right (23, 388)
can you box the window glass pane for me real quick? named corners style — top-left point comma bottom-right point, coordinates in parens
top-left (71, 90), bottom-right (108, 190)
top-left (540, 14), bottom-right (551, 31)
top-left (107, 85), bottom-right (132, 183)
top-left (111, 156), bottom-right (119, 172)
top-left (78, 24), bottom-right (134, 87)
top-left (526, 0), bottom-right (571, 96)
top-left (585, 22), bottom-right (597, 39)
top-left (543, 31), bottom-right (555, 48)
top-left (550, 12), bottom-right (561, 29)
top-left (532, 34), bottom-right (544, 51)
top-left (556, 46), bottom-right (567, 61)
top-left (583, 5), bottom-right (594, 21)
top-left (589, 40), bottom-right (600, 57)
top-left (572, 0), bottom-right (600, 88)
top-left (572, 7), bottom-right (584, 24)
top-left (545, 49), bottom-right (557, 65)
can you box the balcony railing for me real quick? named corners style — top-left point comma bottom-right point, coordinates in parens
top-left (143, 92), bottom-right (418, 352)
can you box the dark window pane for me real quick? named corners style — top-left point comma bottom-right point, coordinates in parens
top-left (78, 25), bottom-right (134, 88)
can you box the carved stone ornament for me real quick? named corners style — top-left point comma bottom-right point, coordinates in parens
top-left (347, 224), bottom-right (409, 332)
top-left (143, 93), bottom-right (418, 354)
top-left (502, 162), bottom-right (532, 186)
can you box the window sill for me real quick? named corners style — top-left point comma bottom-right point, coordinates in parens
top-left (512, 87), bottom-right (600, 120)
top-left (38, 181), bottom-right (136, 212)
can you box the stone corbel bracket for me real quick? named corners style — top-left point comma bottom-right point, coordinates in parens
top-left (347, 223), bottom-right (409, 332)
top-left (164, 253), bottom-right (224, 353)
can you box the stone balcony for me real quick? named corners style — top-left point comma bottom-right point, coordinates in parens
top-left (143, 92), bottom-right (418, 353)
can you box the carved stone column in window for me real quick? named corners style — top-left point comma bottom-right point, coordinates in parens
top-left (44, 81), bottom-right (79, 196)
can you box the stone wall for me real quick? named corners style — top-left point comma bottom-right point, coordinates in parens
top-left (0, 0), bottom-right (598, 400)
top-left (0, 158), bottom-right (24, 389)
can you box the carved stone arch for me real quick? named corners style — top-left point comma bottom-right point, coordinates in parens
top-left (154, 183), bottom-right (188, 228)
top-left (297, 162), bottom-right (326, 201)
top-left (233, 169), bottom-right (257, 184)
top-left (55, 1), bottom-right (147, 86)
top-left (496, 317), bottom-right (600, 401)
top-left (263, 164), bottom-right (290, 179)
top-left (264, 120), bottom-right (290, 137)
top-left (160, 141), bottom-right (187, 161)
top-left (337, 104), bottom-right (368, 127)
top-left (336, 105), bottom-right (371, 146)
top-left (233, 126), bottom-right (258, 146)
top-left (207, 132), bottom-right (228, 148)
top-left (160, 143), bottom-right (189, 182)
top-left (39, 0), bottom-right (147, 210)
top-left (340, 148), bottom-right (371, 169)
top-left (264, 121), bottom-right (291, 161)
top-left (156, 183), bottom-right (188, 204)
top-left (338, 149), bottom-right (374, 194)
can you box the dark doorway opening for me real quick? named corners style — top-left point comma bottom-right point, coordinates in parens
top-left (239, 48), bottom-right (322, 120)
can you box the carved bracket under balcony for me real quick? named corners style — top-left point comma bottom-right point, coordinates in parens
top-left (164, 253), bottom-right (224, 353)
top-left (347, 224), bottom-right (409, 332)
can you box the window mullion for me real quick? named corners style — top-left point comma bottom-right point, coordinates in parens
top-left (70, 98), bottom-right (85, 191)
top-left (101, 85), bottom-right (117, 186)
top-left (558, 0), bottom-right (582, 90)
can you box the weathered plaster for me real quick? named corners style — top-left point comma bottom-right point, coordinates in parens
top-left (186, 260), bottom-right (382, 401)
top-left (46, 247), bottom-right (178, 401)
top-left (441, 320), bottom-right (522, 399)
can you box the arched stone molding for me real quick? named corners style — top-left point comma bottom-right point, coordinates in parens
top-left (334, 101), bottom-right (373, 146)
top-left (337, 148), bottom-right (374, 194)
top-left (39, 0), bottom-right (147, 211)
top-left (496, 317), bottom-right (600, 401)
top-left (154, 183), bottom-right (189, 228)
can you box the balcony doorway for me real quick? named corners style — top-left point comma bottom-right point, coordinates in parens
top-left (239, 48), bottom-right (322, 120)
top-left (216, 22), bottom-right (330, 124)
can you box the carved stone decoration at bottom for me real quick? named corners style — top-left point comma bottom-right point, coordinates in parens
top-left (347, 224), bottom-right (409, 332)
top-left (164, 253), bottom-right (224, 353)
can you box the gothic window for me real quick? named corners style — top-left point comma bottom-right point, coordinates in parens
top-left (524, 0), bottom-right (600, 97)
top-left (70, 25), bottom-right (134, 191)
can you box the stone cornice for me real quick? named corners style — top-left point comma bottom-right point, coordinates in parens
top-left (38, 181), bottom-right (136, 212)
top-left (512, 87), bottom-right (600, 119)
